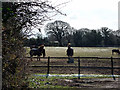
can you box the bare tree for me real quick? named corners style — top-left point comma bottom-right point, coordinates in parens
top-left (45, 20), bottom-right (72, 46)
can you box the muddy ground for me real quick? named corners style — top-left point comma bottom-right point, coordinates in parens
top-left (28, 58), bottom-right (120, 75)
top-left (52, 78), bottom-right (120, 88)
top-left (26, 58), bottom-right (120, 88)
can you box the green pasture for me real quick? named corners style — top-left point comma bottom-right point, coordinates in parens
top-left (25, 47), bottom-right (120, 58)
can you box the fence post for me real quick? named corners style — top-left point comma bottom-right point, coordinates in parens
top-left (111, 57), bottom-right (115, 80)
top-left (46, 56), bottom-right (50, 78)
top-left (78, 57), bottom-right (80, 79)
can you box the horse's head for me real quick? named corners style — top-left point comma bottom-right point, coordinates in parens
top-left (38, 45), bottom-right (44, 52)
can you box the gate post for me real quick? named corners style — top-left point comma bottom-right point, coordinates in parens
top-left (78, 57), bottom-right (80, 79)
top-left (111, 57), bottom-right (115, 80)
top-left (46, 56), bottom-right (50, 78)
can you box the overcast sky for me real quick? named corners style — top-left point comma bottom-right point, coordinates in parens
top-left (31, 0), bottom-right (120, 36)
top-left (47, 0), bottom-right (120, 30)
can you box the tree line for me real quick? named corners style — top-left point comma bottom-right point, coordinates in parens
top-left (24, 20), bottom-right (120, 47)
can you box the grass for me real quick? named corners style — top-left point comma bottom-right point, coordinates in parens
top-left (27, 74), bottom-right (74, 88)
top-left (25, 47), bottom-right (120, 57)
top-left (27, 73), bottom-right (119, 88)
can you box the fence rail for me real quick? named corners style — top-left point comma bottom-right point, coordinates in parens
top-left (25, 56), bottom-right (120, 59)
top-left (29, 65), bottom-right (120, 69)
top-left (27, 56), bottom-right (120, 80)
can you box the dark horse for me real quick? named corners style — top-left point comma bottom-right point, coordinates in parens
top-left (112, 49), bottom-right (120, 55)
top-left (30, 45), bottom-right (46, 61)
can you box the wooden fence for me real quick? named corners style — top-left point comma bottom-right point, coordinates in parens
top-left (27, 56), bottom-right (120, 80)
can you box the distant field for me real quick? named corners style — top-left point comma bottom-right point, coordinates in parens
top-left (25, 47), bottom-right (120, 58)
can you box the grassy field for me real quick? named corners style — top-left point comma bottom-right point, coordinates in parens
top-left (26, 47), bottom-right (120, 57)
top-left (25, 47), bottom-right (120, 88)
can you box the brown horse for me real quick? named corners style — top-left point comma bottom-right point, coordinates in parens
top-left (112, 49), bottom-right (120, 55)
top-left (30, 45), bottom-right (46, 61)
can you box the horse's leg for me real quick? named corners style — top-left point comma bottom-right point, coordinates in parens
top-left (112, 51), bottom-right (114, 55)
top-left (117, 51), bottom-right (120, 55)
top-left (38, 55), bottom-right (40, 61)
top-left (30, 55), bottom-right (32, 61)
top-left (37, 55), bottom-right (40, 61)
top-left (37, 56), bottom-right (38, 61)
